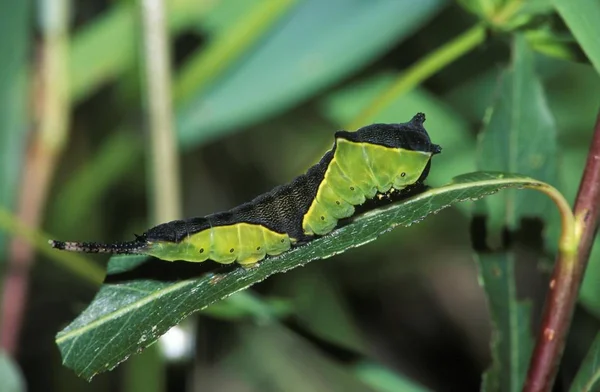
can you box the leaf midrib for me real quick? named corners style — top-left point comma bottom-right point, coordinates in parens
top-left (56, 175), bottom-right (542, 347)
top-left (55, 279), bottom-right (199, 343)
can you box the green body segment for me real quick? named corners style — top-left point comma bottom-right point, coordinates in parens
top-left (302, 139), bottom-right (433, 236)
top-left (146, 223), bottom-right (292, 265)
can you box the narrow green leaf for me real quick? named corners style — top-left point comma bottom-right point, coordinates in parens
top-left (0, 351), bottom-right (25, 392)
top-left (477, 253), bottom-right (533, 392)
top-left (353, 361), bottom-right (430, 392)
top-left (197, 0), bottom-right (263, 35)
top-left (0, 208), bottom-right (104, 285)
top-left (174, 0), bottom-right (298, 104)
top-left (224, 324), bottom-right (377, 392)
top-left (570, 332), bottom-right (600, 392)
top-left (553, 0), bottom-right (600, 75)
top-left (69, 0), bottom-right (214, 101)
top-left (278, 268), bottom-right (367, 354)
top-left (0, 0), bottom-right (29, 260)
top-left (202, 291), bottom-right (292, 322)
top-left (56, 172), bottom-right (553, 380)
top-left (176, 0), bottom-right (446, 147)
top-left (48, 131), bottom-right (143, 236)
top-left (475, 34), bottom-right (558, 391)
top-left (478, 35), bottom-right (558, 225)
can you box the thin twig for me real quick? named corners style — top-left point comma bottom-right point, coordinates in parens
top-left (524, 110), bottom-right (600, 391)
top-left (0, 0), bottom-right (70, 354)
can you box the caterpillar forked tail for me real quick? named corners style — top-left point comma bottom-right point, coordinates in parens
top-left (49, 238), bottom-right (148, 255)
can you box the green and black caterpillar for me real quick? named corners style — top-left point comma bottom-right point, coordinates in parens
top-left (50, 113), bottom-right (441, 266)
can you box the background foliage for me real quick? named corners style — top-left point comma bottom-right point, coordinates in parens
top-left (1, 0), bottom-right (600, 391)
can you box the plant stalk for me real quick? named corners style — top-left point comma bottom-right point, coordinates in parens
top-left (124, 0), bottom-right (181, 390)
top-left (0, 0), bottom-right (70, 355)
top-left (140, 0), bottom-right (181, 224)
top-left (524, 110), bottom-right (600, 392)
top-left (346, 23), bottom-right (486, 130)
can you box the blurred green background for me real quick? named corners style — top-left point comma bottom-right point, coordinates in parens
top-left (1, 0), bottom-right (600, 391)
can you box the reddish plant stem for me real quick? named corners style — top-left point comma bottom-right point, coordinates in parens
top-left (524, 110), bottom-right (600, 392)
top-left (0, 144), bottom-right (57, 354)
top-left (0, 0), bottom-right (69, 354)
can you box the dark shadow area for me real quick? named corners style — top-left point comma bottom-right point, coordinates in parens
top-left (283, 318), bottom-right (364, 364)
top-left (470, 215), bottom-right (546, 254)
top-left (104, 257), bottom-right (238, 284)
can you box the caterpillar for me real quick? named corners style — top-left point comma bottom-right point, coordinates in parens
top-left (50, 113), bottom-right (441, 266)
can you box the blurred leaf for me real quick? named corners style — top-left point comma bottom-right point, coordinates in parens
top-left (553, 0), bottom-right (600, 75)
top-left (499, 0), bottom-right (554, 32)
top-left (525, 24), bottom-right (586, 63)
top-left (457, 0), bottom-right (498, 17)
top-left (48, 131), bottom-right (143, 236)
top-left (0, 207), bottom-right (104, 285)
top-left (544, 62), bottom-right (600, 140)
top-left (569, 332), bottom-right (600, 392)
top-left (174, 0), bottom-right (298, 104)
top-left (0, 0), bottom-right (29, 260)
top-left (176, 0), bottom-right (447, 147)
top-left (69, 0), bottom-right (215, 101)
top-left (202, 291), bottom-right (292, 322)
top-left (225, 324), bottom-right (376, 392)
top-left (443, 68), bottom-right (500, 123)
top-left (197, 0), bottom-right (262, 34)
top-left (353, 361), bottom-right (430, 392)
top-left (445, 59), bottom-right (600, 139)
top-left (278, 268), bottom-right (367, 354)
top-left (0, 351), bottom-right (25, 392)
top-left (345, 24), bottom-right (486, 130)
top-left (478, 35), bottom-right (558, 227)
top-left (459, 0), bottom-right (553, 31)
top-left (475, 34), bottom-right (557, 391)
top-left (55, 172), bottom-right (555, 380)
top-left (476, 252), bottom-right (533, 392)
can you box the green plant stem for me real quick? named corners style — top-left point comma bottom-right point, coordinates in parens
top-left (524, 111), bottom-right (600, 392)
top-left (490, 0), bottom-right (524, 26)
top-left (346, 23), bottom-right (486, 130)
top-left (0, 0), bottom-right (70, 355)
top-left (533, 184), bottom-right (577, 256)
top-left (173, 0), bottom-right (298, 104)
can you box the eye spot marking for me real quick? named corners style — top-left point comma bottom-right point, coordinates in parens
top-left (336, 201), bottom-right (340, 205)
top-left (281, 239), bottom-right (285, 243)
top-left (199, 248), bottom-right (205, 253)
top-left (401, 172), bottom-right (406, 177)
top-left (230, 248), bottom-right (234, 253)
top-left (320, 216), bottom-right (325, 220)
top-left (350, 186), bottom-right (355, 191)
top-left (256, 246), bottom-right (261, 251)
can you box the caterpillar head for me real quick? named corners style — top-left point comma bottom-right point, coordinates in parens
top-left (336, 112), bottom-right (442, 155)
